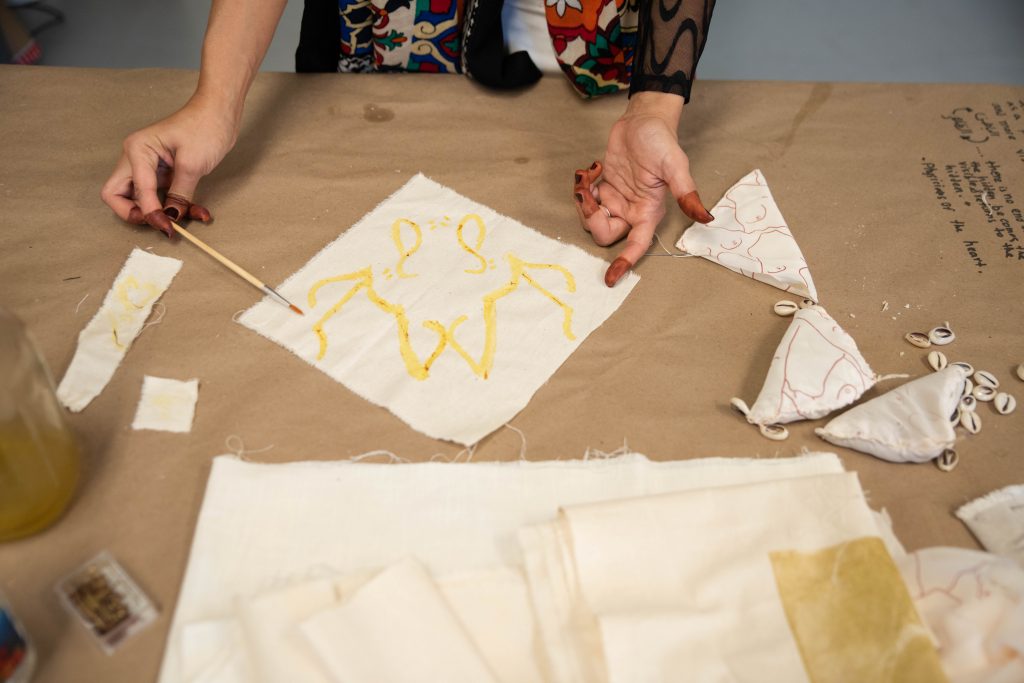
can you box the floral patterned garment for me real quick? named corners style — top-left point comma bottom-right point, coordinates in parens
top-left (327, 0), bottom-right (715, 99)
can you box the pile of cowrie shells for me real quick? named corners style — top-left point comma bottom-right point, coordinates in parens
top-left (905, 322), bottom-right (955, 349)
top-left (928, 354), bottom-right (1018, 472)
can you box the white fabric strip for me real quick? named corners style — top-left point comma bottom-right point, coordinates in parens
top-left (57, 248), bottom-right (182, 412)
top-left (157, 452), bottom-right (844, 683)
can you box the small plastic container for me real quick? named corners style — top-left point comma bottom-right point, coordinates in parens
top-left (0, 592), bottom-right (35, 683)
top-left (0, 306), bottom-right (80, 541)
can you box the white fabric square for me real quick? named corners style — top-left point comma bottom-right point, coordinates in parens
top-left (157, 452), bottom-right (844, 683)
top-left (237, 174), bottom-right (639, 444)
top-left (57, 248), bottom-right (182, 412)
top-left (956, 485), bottom-right (1024, 567)
top-left (677, 169), bottom-right (818, 301)
top-left (132, 376), bottom-right (199, 433)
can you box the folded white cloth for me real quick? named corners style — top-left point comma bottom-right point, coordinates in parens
top-left (300, 559), bottom-right (498, 683)
top-left (521, 472), bottom-right (940, 683)
top-left (816, 366), bottom-right (967, 462)
top-left (957, 485), bottom-right (1024, 568)
top-left (746, 305), bottom-right (875, 425)
top-left (158, 453), bottom-right (845, 683)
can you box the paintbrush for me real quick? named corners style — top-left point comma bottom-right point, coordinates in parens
top-left (169, 220), bottom-right (304, 316)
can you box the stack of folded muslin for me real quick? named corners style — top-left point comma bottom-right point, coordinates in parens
top-left (160, 453), bottom-right (1024, 683)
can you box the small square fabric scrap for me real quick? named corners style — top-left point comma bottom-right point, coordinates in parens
top-left (132, 376), bottom-right (199, 433)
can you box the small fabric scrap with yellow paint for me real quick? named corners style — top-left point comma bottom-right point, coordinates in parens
top-left (57, 248), bottom-right (182, 412)
top-left (131, 376), bottom-right (199, 433)
top-left (237, 173), bottom-right (638, 444)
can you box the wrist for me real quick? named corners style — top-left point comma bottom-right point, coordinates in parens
top-left (624, 91), bottom-right (684, 127)
top-left (186, 88), bottom-right (244, 131)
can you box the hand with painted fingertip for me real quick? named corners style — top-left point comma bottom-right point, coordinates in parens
top-left (573, 91), bottom-right (715, 288)
top-left (100, 99), bottom-right (234, 237)
top-left (100, 0), bottom-right (289, 237)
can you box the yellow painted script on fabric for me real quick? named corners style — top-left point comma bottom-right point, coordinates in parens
top-left (108, 276), bottom-right (159, 349)
top-left (309, 269), bottom-right (446, 380)
top-left (309, 213), bottom-right (577, 381)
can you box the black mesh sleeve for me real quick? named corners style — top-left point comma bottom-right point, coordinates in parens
top-left (630, 0), bottom-right (716, 102)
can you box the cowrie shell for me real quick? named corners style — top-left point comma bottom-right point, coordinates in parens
top-left (950, 361), bottom-right (974, 377)
top-left (962, 378), bottom-right (973, 398)
top-left (973, 385), bottom-right (996, 402)
top-left (974, 370), bottom-right (999, 389)
top-left (773, 300), bottom-right (799, 317)
top-left (928, 325), bottom-right (955, 346)
top-left (1017, 364), bottom-right (1024, 382)
top-left (950, 406), bottom-right (961, 424)
top-left (960, 410), bottom-right (982, 434)
top-left (935, 448), bottom-right (959, 472)
top-left (960, 395), bottom-right (977, 412)
top-left (798, 298), bottom-right (816, 310)
top-left (905, 332), bottom-right (931, 349)
top-left (730, 397), bottom-right (750, 416)
top-left (994, 392), bottom-right (1016, 415)
top-left (927, 351), bottom-right (948, 372)
top-left (759, 423), bottom-right (789, 441)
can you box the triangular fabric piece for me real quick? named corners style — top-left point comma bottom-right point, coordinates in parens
top-left (815, 366), bottom-right (968, 463)
top-left (747, 306), bottom-right (875, 425)
top-left (676, 169), bottom-right (818, 301)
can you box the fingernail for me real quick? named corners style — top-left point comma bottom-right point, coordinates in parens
top-left (574, 173), bottom-right (582, 184)
top-left (679, 191), bottom-right (715, 224)
top-left (604, 257), bottom-right (631, 287)
top-left (574, 192), bottom-right (583, 203)
top-left (164, 207), bottom-right (180, 220)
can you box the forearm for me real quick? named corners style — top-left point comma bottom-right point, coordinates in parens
top-left (631, 0), bottom-right (716, 101)
top-left (191, 0), bottom-right (289, 124)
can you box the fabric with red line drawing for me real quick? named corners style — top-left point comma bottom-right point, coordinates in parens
top-left (677, 169), bottom-right (819, 301)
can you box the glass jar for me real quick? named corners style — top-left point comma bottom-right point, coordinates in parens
top-left (0, 591), bottom-right (35, 683)
top-left (0, 306), bottom-right (80, 541)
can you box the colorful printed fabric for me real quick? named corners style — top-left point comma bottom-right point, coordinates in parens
top-left (372, 0), bottom-right (463, 73)
top-left (338, 0), bottom-right (375, 72)
top-left (545, 0), bottom-right (639, 98)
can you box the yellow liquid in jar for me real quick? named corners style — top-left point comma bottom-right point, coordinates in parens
top-left (0, 419), bottom-right (80, 541)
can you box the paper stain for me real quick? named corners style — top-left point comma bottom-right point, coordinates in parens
top-left (774, 82), bottom-right (833, 155)
top-left (363, 103), bottom-right (395, 123)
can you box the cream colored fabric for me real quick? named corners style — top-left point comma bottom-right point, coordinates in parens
top-left (815, 366), bottom-right (968, 463)
top-left (180, 619), bottom-right (252, 683)
top-left (132, 376), bottom-right (199, 433)
top-left (236, 579), bottom-right (337, 683)
top-left (677, 169), bottom-right (818, 301)
top-left (237, 174), bottom-right (639, 444)
top-left (897, 547), bottom-right (1024, 683)
top-left (157, 452), bottom-right (845, 683)
top-left (520, 472), bottom-right (919, 683)
top-left (957, 485), bottom-right (1024, 568)
top-left (746, 305), bottom-right (875, 426)
top-left (300, 559), bottom-right (499, 683)
top-left (57, 248), bottom-right (182, 412)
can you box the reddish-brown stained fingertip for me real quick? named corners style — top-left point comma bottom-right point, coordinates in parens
top-left (604, 257), bottom-right (631, 287)
top-left (678, 191), bottom-right (714, 224)
top-left (290, 304), bottom-right (305, 316)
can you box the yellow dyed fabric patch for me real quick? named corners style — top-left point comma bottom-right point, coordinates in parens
top-left (770, 537), bottom-right (948, 683)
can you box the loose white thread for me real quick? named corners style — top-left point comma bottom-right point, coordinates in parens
top-left (645, 233), bottom-right (699, 258)
top-left (348, 450), bottom-right (409, 464)
top-left (504, 422), bottom-right (528, 460)
top-left (875, 373), bottom-right (911, 383)
top-left (74, 293), bottom-right (90, 314)
top-left (225, 434), bottom-right (275, 460)
top-left (582, 439), bottom-right (632, 461)
top-left (141, 302), bottom-right (166, 332)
